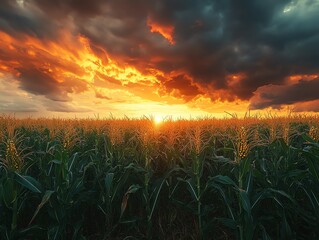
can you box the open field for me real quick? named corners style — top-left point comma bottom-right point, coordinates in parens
top-left (1, 115), bottom-right (319, 239)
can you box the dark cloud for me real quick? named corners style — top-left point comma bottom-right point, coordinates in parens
top-left (0, 0), bottom-right (58, 38)
top-left (32, 0), bottom-right (105, 17)
top-left (16, 67), bottom-right (68, 101)
top-left (16, 67), bottom-right (88, 102)
top-left (164, 74), bottom-right (202, 101)
top-left (250, 78), bottom-right (319, 110)
top-left (0, 0), bottom-right (319, 110)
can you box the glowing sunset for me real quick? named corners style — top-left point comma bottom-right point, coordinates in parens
top-left (0, 0), bottom-right (318, 118)
top-left (1, 1), bottom-right (319, 239)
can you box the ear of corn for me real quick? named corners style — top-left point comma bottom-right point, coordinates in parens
top-left (237, 126), bottom-right (249, 161)
top-left (309, 125), bottom-right (319, 141)
top-left (5, 139), bottom-right (22, 171)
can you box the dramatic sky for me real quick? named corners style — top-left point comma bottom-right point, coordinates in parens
top-left (0, 0), bottom-right (319, 118)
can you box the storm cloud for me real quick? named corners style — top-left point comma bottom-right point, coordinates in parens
top-left (250, 77), bottom-right (319, 110)
top-left (0, 0), bottom-right (319, 112)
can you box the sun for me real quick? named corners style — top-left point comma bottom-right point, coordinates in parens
top-left (154, 115), bottom-right (163, 125)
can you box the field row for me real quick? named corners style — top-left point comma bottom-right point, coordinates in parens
top-left (0, 116), bottom-right (319, 239)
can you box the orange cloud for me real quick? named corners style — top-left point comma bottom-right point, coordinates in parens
top-left (0, 27), bottom-right (252, 115)
top-left (2, 28), bottom-right (312, 117)
top-left (1, 29), bottom-right (216, 116)
top-left (286, 74), bottom-right (318, 84)
top-left (147, 18), bottom-right (175, 45)
top-left (0, 30), bottom-right (161, 103)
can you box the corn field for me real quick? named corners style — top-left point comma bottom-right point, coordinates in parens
top-left (0, 115), bottom-right (319, 239)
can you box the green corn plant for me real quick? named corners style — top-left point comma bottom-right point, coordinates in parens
top-left (169, 127), bottom-right (216, 240)
top-left (98, 165), bottom-right (137, 237)
top-left (118, 127), bottom-right (176, 239)
top-left (299, 134), bottom-right (319, 237)
top-left (248, 138), bottom-right (302, 239)
top-left (0, 167), bottom-right (50, 239)
top-left (91, 132), bottom-right (134, 237)
top-left (209, 160), bottom-right (254, 240)
top-left (235, 127), bottom-right (253, 240)
top-left (0, 130), bottom-right (46, 239)
top-left (209, 126), bottom-right (298, 240)
top-left (138, 132), bottom-right (161, 239)
top-left (38, 144), bottom-right (92, 240)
